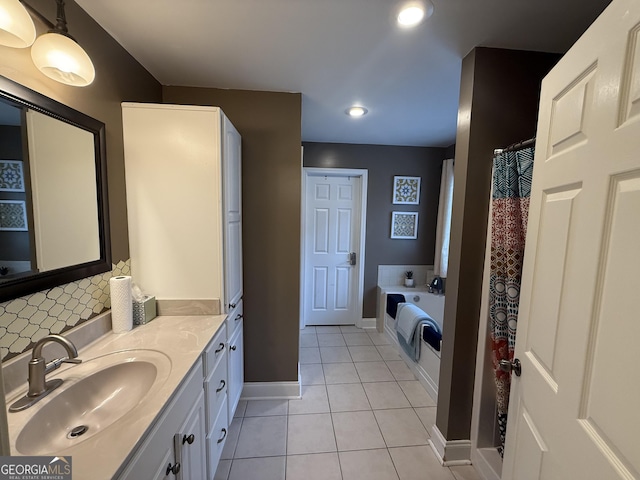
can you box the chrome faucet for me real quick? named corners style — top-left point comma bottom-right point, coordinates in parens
top-left (9, 334), bottom-right (82, 412)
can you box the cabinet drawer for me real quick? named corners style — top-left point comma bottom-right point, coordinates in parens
top-left (206, 396), bottom-right (228, 478)
top-left (226, 301), bottom-right (243, 339)
top-left (204, 350), bottom-right (228, 433)
top-left (203, 324), bottom-right (227, 377)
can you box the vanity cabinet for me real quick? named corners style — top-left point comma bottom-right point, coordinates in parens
top-left (122, 103), bottom-right (243, 313)
top-left (227, 301), bottom-right (244, 420)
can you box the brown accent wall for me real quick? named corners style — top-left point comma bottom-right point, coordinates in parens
top-left (163, 86), bottom-right (302, 383)
top-left (436, 47), bottom-right (560, 441)
top-left (302, 142), bottom-right (446, 318)
top-left (0, 0), bottom-right (162, 263)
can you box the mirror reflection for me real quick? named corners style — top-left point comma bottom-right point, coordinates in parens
top-left (0, 101), bottom-right (100, 284)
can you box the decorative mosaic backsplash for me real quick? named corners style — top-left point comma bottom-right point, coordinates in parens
top-left (0, 259), bottom-right (130, 361)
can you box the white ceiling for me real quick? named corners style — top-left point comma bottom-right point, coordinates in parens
top-left (75, 0), bottom-right (611, 147)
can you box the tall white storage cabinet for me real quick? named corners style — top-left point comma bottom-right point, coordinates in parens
top-left (122, 103), bottom-right (244, 477)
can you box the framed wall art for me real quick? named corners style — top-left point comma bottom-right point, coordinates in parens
top-left (391, 211), bottom-right (418, 239)
top-left (0, 200), bottom-right (28, 231)
top-left (0, 160), bottom-right (25, 192)
top-left (393, 175), bottom-right (420, 205)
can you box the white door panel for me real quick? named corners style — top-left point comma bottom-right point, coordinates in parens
top-left (503, 1), bottom-right (640, 478)
top-left (303, 171), bottom-right (365, 326)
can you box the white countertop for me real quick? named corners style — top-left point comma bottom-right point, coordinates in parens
top-left (5, 314), bottom-right (226, 479)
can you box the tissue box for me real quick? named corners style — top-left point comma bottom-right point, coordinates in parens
top-left (133, 295), bottom-right (157, 325)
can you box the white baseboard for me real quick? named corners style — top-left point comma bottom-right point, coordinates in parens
top-left (429, 425), bottom-right (472, 466)
top-left (356, 317), bottom-right (377, 329)
top-left (471, 447), bottom-right (502, 480)
top-left (241, 375), bottom-right (302, 400)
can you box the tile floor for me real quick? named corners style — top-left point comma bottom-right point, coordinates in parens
top-left (214, 325), bottom-right (482, 480)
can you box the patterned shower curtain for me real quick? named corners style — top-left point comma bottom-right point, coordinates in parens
top-left (489, 146), bottom-right (534, 456)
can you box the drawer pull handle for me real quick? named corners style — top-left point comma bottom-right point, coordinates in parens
top-left (235, 314), bottom-right (243, 321)
top-left (166, 462), bottom-right (181, 476)
top-left (183, 433), bottom-right (195, 445)
top-left (230, 345), bottom-right (237, 351)
top-left (216, 379), bottom-right (226, 393)
top-left (229, 302), bottom-right (236, 309)
top-left (215, 343), bottom-right (225, 354)
top-left (217, 428), bottom-right (227, 444)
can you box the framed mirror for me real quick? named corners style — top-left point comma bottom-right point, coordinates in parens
top-left (0, 75), bottom-right (110, 303)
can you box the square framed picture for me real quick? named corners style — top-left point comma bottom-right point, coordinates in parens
top-left (0, 160), bottom-right (25, 192)
top-left (0, 200), bottom-right (28, 231)
top-left (391, 211), bottom-right (419, 239)
top-left (393, 176), bottom-right (420, 205)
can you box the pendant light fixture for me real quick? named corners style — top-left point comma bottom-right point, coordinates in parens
top-left (31, 0), bottom-right (95, 87)
top-left (0, 0), bottom-right (36, 48)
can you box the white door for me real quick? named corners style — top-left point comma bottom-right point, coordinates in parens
top-left (503, 0), bottom-right (640, 478)
top-left (302, 169), bottom-right (367, 326)
top-left (222, 115), bottom-right (243, 312)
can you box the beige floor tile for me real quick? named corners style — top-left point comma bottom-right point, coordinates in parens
top-left (332, 410), bottom-right (386, 451)
top-left (389, 445), bottom-right (456, 480)
top-left (339, 449), bottom-right (400, 480)
top-left (327, 383), bottom-right (371, 412)
top-left (234, 416), bottom-right (287, 458)
top-left (286, 453), bottom-right (342, 480)
top-left (228, 456), bottom-right (286, 480)
top-left (318, 333), bottom-right (346, 347)
top-left (374, 408), bottom-right (429, 447)
top-left (214, 459), bottom-right (231, 480)
top-left (221, 417), bottom-right (243, 460)
top-left (398, 380), bottom-right (436, 407)
top-left (300, 326), bottom-right (317, 334)
top-left (233, 400), bottom-right (247, 418)
top-left (343, 333), bottom-right (374, 346)
top-left (349, 345), bottom-right (383, 362)
top-left (315, 326), bottom-right (342, 333)
top-left (300, 334), bottom-right (319, 347)
top-left (323, 362), bottom-right (360, 384)
top-left (355, 361), bottom-right (395, 382)
top-left (415, 406), bottom-right (437, 432)
top-left (377, 344), bottom-right (402, 361)
top-left (363, 382), bottom-right (411, 409)
top-left (368, 332), bottom-right (391, 345)
top-left (300, 347), bottom-right (321, 364)
top-left (320, 346), bottom-right (353, 363)
top-left (301, 363), bottom-right (325, 385)
top-left (245, 399), bottom-right (289, 417)
top-left (340, 325), bottom-right (363, 333)
top-left (450, 465), bottom-right (484, 480)
top-left (386, 360), bottom-right (415, 380)
top-left (287, 413), bottom-right (337, 455)
top-left (289, 384), bottom-right (330, 415)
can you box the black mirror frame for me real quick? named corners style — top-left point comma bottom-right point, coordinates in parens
top-left (0, 75), bottom-right (111, 303)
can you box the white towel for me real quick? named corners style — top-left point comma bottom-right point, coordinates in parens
top-left (396, 303), bottom-right (429, 343)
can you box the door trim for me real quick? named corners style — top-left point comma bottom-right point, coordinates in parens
top-left (300, 167), bottom-right (368, 329)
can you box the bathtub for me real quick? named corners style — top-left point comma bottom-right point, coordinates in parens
top-left (378, 286), bottom-right (445, 401)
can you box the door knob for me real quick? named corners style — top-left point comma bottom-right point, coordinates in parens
top-left (349, 252), bottom-right (356, 266)
top-left (499, 358), bottom-right (522, 376)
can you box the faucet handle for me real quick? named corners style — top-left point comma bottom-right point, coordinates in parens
top-left (62, 358), bottom-right (82, 365)
top-left (45, 357), bottom-right (82, 373)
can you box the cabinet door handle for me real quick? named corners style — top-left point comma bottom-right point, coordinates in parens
top-left (182, 434), bottom-right (195, 445)
top-left (235, 314), bottom-right (243, 321)
top-left (166, 462), bottom-right (181, 476)
top-left (230, 345), bottom-right (237, 351)
top-left (216, 379), bottom-right (226, 393)
top-left (215, 343), bottom-right (225, 353)
top-left (217, 428), bottom-right (227, 444)
top-left (229, 302), bottom-right (236, 309)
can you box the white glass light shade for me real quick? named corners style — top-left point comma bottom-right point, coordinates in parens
top-left (397, 1), bottom-right (433, 28)
top-left (0, 0), bottom-right (36, 48)
top-left (31, 32), bottom-right (95, 87)
top-left (346, 106), bottom-right (368, 117)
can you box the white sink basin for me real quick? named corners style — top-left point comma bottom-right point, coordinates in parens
top-left (11, 349), bottom-right (171, 456)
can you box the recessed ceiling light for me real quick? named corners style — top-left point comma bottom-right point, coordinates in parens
top-left (346, 106), bottom-right (368, 117)
top-left (397, 1), bottom-right (433, 27)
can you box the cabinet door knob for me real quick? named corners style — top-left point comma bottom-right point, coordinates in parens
top-left (217, 428), bottom-right (227, 444)
top-left (216, 379), bottom-right (226, 393)
top-left (182, 433), bottom-right (195, 445)
top-left (166, 462), bottom-right (181, 475)
top-left (235, 314), bottom-right (243, 321)
top-left (230, 345), bottom-right (237, 351)
top-left (215, 343), bottom-right (225, 353)
top-left (229, 302), bottom-right (236, 309)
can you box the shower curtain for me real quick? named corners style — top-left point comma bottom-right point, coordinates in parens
top-left (489, 146), bottom-right (534, 456)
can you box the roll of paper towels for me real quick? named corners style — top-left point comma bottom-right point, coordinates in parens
top-left (110, 275), bottom-right (133, 333)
